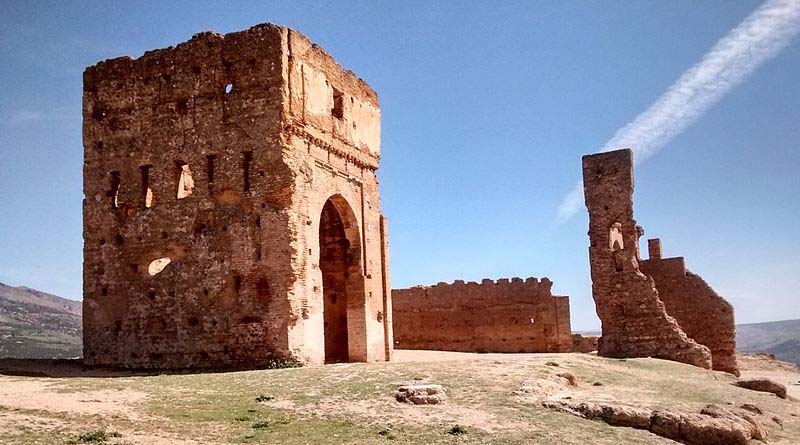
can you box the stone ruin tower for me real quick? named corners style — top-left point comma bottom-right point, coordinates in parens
top-left (583, 149), bottom-right (738, 374)
top-left (82, 24), bottom-right (392, 368)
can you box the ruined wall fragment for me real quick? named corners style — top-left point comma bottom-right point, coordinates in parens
top-left (83, 24), bottom-right (391, 369)
top-left (582, 149), bottom-right (712, 369)
top-left (392, 277), bottom-right (571, 353)
top-left (641, 239), bottom-right (738, 375)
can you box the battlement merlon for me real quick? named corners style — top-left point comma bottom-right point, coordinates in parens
top-left (83, 23), bottom-right (381, 171)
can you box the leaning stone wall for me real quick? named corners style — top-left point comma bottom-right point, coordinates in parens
top-left (392, 278), bottom-right (571, 353)
top-left (582, 149), bottom-right (712, 369)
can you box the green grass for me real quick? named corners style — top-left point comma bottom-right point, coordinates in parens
top-left (1, 353), bottom-right (798, 444)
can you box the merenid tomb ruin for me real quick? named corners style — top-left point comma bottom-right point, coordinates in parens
top-left (582, 149), bottom-right (737, 375)
top-left (82, 24), bottom-right (738, 373)
top-left (82, 24), bottom-right (392, 368)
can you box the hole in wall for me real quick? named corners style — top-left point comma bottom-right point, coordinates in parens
top-left (225, 83), bottom-right (233, 94)
top-left (233, 275), bottom-right (242, 295)
top-left (140, 165), bottom-right (153, 208)
top-left (331, 87), bottom-right (344, 119)
top-left (205, 154), bottom-right (216, 192)
top-left (191, 66), bottom-right (201, 75)
top-left (242, 151), bottom-right (253, 192)
top-left (148, 290), bottom-right (156, 300)
top-left (108, 171), bottom-right (121, 208)
top-left (114, 234), bottom-right (125, 246)
top-left (175, 161), bottom-right (194, 199)
top-left (100, 287), bottom-right (108, 296)
top-left (188, 317), bottom-right (200, 327)
top-left (256, 277), bottom-right (271, 304)
top-left (99, 239), bottom-right (106, 246)
top-left (148, 257), bottom-right (171, 275)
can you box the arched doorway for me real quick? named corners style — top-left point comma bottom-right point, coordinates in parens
top-left (319, 196), bottom-right (363, 363)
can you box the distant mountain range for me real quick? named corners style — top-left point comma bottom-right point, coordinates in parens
top-left (736, 319), bottom-right (800, 365)
top-left (0, 283), bottom-right (82, 359)
top-left (1, 282), bottom-right (799, 364)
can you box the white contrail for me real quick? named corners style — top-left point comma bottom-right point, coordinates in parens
top-left (556, 0), bottom-right (800, 224)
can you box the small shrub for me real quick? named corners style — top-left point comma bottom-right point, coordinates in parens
top-left (265, 358), bottom-right (301, 369)
top-left (252, 420), bottom-right (272, 429)
top-left (77, 430), bottom-right (121, 443)
top-left (448, 425), bottom-right (468, 436)
top-left (255, 394), bottom-right (274, 402)
top-left (234, 415), bottom-right (250, 422)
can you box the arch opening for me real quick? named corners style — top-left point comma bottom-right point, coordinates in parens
top-left (319, 196), bottom-right (363, 363)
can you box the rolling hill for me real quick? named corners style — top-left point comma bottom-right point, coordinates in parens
top-left (0, 282), bottom-right (82, 358)
top-left (736, 319), bottom-right (800, 365)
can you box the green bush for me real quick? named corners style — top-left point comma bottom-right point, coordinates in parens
top-left (77, 430), bottom-right (121, 443)
top-left (447, 425), bottom-right (468, 436)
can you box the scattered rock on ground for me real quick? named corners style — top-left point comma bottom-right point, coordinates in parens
top-left (700, 404), bottom-right (767, 441)
top-left (733, 378), bottom-right (787, 399)
top-left (556, 372), bottom-right (578, 387)
top-left (592, 382), bottom-right (603, 387)
top-left (543, 400), bottom-right (766, 445)
top-left (395, 384), bottom-right (446, 405)
top-left (738, 403), bottom-right (762, 414)
top-left (545, 361), bottom-right (559, 367)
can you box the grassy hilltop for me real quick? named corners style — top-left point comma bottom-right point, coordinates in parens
top-left (0, 351), bottom-right (798, 444)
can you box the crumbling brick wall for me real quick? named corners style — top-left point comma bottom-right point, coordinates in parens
top-left (392, 278), bottom-right (571, 353)
top-left (83, 24), bottom-right (392, 369)
top-left (582, 149), bottom-right (712, 369)
top-left (641, 239), bottom-right (738, 375)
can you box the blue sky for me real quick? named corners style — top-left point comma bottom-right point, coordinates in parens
top-left (1, 1), bottom-right (798, 331)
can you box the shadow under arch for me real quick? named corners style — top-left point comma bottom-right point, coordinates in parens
top-left (318, 194), bottom-right (366, 363)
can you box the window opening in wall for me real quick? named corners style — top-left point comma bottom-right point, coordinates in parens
top-left (242, 151), bottom-right (253, 192)
top-left (332, 87), bottom-right (344, 119)
top-left (148, 257), bottom-right (171, 276)
top-left (108, 171), bottom-right (121, 208)
top-left (175, 161), bottom-right (194, 199)
top-left (205, 154), bottom-right (216, 192)
top-left (233, 275), bottom-right (242, 295)
top-left (225, 83), bottom-right (233, 94)
top-left (140, 165), bottom-right (153, 208)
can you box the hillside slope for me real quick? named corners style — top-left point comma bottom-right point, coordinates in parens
top-left (737, 319), bottom-right (800, 364)
top-left (0, 283), bottom-right (82, 358)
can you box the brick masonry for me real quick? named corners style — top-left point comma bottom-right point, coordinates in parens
top-left (582, 149), bottom-right (713, 370)
top-left (583, 149), bottom-right (738, 375)
top-left (82, 24), bottom-right (392, 368)
top-left (641, 240), bottom-right (738, 375)
top-left (392, 278), bottom-right (572, 353)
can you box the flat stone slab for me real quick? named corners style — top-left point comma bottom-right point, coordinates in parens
top-left (396, 384), bottom-right (447, 405)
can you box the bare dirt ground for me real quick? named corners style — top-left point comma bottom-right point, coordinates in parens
top-left (0, 352), bottom-right (797, 444)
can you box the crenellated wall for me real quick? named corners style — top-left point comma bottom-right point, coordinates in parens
top-left (392, 277), bottom-right (571, 353)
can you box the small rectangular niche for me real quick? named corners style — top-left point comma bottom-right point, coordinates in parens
top-left (205, 154), bottom-right (216, 192)
top-left (242, 151), bottom-right (253, 192)
top-left (108, 171), bottom-right (121, 209)
top-left (332, 87), bottom-right (344, 120)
